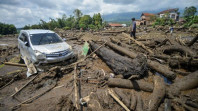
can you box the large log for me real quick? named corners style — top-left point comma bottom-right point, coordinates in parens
top-left (162, 45), bottom-right (196, 57)
top-left (90, 42), bottom-right (147, 78)
top-left (108, 78), bottom-right (153, 92)
top-left (145, 75), bottom-right (165, 111)
top-left (188, 34), bottom-right (198, 47)
top-left (105, 41), bottom-right (176, 80)
top-left (168, 70), bottom-right (198, 97)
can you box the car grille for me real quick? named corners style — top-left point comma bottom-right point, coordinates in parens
top-left (46, 49), bottom-right (71, 58)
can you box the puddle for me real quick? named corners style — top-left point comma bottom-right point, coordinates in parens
top-left (155, 72), bottom-right (172, 84)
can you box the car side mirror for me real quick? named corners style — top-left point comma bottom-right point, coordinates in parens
top-left (63, 38), bottom-right (66, 41)
top-left (25, 42), bottom-right (29, 47)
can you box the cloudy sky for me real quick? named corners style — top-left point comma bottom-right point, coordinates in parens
top-left (0, 0), bottom-right (198, 28)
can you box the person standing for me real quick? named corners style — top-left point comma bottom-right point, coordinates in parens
top-left (169, 24), bottom-right (174, 36)
top-left (130, 18), bottom-right (136, 39)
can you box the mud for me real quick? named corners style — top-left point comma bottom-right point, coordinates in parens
top-left (0, 27), bottom-right (197, 111)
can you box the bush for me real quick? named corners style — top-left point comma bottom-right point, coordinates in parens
top-left (88, 24), bottom-right (96, 29)
top-left (190, 24), bottom-right (198, 28)
top-left (63, 26), bottom-right (71, 30)
top-left (79, 24), bottom-right (86, 30)
top-left (0, 23), bottom-right (17, 35)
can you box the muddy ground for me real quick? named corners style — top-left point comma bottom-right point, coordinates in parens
top-left (0, 27), bottom-right (198, 111)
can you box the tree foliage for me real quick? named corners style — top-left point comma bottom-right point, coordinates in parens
top-left (183, 6), bottom-right (197, 18)
top-left (0, 23), bottom-right (17, 35)
top-left (22, 9), bottom-right (104, 31)
top-left (73, 9), bottom-right (83, 19)
top-left (183, 6), bottom-right (198, 27)
top-left (79, 15), bottom-right (92, 29)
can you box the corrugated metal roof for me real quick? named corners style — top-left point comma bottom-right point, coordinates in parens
top-left (141, 13), bottom-right (155, 17)
top-left (157, 8), bottom-right (179, 15)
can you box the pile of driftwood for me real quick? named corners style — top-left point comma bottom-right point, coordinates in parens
top-left (89, 33), bottom-right (198, 111)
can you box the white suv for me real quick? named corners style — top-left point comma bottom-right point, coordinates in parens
top-left (18, 29), bottom-right (74, 64)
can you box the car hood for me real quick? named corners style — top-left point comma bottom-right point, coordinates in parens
top-left (32, 42), bottom-right (70, 54)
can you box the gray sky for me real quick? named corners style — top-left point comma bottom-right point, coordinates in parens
top-left (0, 0), bottom-right (198, 28)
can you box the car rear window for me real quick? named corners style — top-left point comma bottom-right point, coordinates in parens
top-left (30, 33), bottom-right (63, 45)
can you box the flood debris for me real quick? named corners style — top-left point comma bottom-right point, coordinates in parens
top-left (0, 27), bottom-right (198, 111)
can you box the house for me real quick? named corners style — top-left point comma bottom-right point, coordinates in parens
top-left (140, 13), bottom-right (156, 25)
top-left (135, 20), bottom-right (143, 26)
top-left (157, 8), bottom-right (179, 21)
top-left (108, 23), bottom-right (123, 27)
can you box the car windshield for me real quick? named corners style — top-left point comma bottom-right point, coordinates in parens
top-left (30, 33), bottom-right (63, 45)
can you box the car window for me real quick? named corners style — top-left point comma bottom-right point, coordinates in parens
top-left (30, 33), bottom-right (63, 45)
top-left (23, 34), bottom-right (28, 42)
top-left (19, 33), bottom-right (25, 42)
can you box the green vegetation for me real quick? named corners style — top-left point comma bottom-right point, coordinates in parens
top-left (0, 23), bottom-right (17, 35)
top-left (183, 6), bottom-right (197, 18)
top-left (152, 6), bottom-right (198, 28)
top-left (23, 9), bottom-right (104, 30)
top-left (0, 64), bottom-right (4, 69)
top-left (153, 17), bottom-right (175, 26)
top-left (183, 6), bottom-right (198, 27)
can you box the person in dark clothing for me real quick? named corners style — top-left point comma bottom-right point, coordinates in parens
top-left (130, 18), bottom-right (136, 39)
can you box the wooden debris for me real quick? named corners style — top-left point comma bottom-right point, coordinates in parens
top-left (4, 62), bottom-right (26, 67)
top-left (145, 75), bottom-right (165, 111)
top-left (73, 64), bottom-right (79, 110)
top-left (188, 34), bottom-right (198, 47)
top-left (12, 83), bottom-right (56, 110)
top-left (168, 70), bottom-right (198, 97)
top-left (11, 74), bottom-right (39, 97)
top-left (122, 32), bottom-right (154, 54)
top-left (130, 91), bottom-right (137, 110)
top-left (90, 42), bottom-right (147, 78)
top-left (105, 41), bottom-right (176, 80)
top-left (108, 78), bottom-right (153, 92)
top-left (108, 89), bottom-right (130, 111)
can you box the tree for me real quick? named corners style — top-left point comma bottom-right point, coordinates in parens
top-left (57, 14), bottom-right (67, 28)
top-left (92, 13), bottom-right (103, 29)
top-left (79, 15), bottom-right (92, 29)
top-left (0, 22), bottom-right (17, 35)
top-left (40, 19), bottom-right (49, 29)
top-left (73, 9), bottom-right (83, 19)
top-left (183, 6), bottom-right (197, 18)
top-left (23, 25), bottom-right (31, 29)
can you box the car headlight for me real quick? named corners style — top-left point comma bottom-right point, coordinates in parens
top-left (34, 50), bottom-right (46, 59)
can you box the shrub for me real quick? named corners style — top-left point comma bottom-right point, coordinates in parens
top-left (63, 26), bottom-right (71, 30)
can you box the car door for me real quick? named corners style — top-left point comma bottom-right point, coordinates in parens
top-left (23, 33), bottom-right (32, 60)
top-left (18, 32), bottom-right (26, 57)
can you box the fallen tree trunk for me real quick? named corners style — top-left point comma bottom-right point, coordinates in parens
top-left (106, 41), bottom-right (137, 58)
top-left (130, 91), bottom-right (137, 110)
top-left (188, 34), bottom-right (198, 47)
top-left (162, 45), bottom-right (196, 57)
top-left (110, 38), bottom-right (135, 50)
top-left (114, 88), bottom-right (131, 108)
top-left (147, 60), bottom-right (176, 80)
top-left (122, 33), bottom-right (154, 54)
top-left (136, 93), bottom-right (143, 111)
top-left (145, 75), bottom-right (165, 111)
top-left (90, 42), bottom-right (147, 78)
top-left (108, 78), bottom-right (153, 92)
top-left (105, 41), bottom-right (176, 80)
top-left (168, 70), bottom-right (198, 97)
